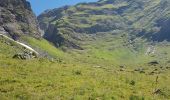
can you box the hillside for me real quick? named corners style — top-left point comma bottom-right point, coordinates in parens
top-left (1, 30), bottom-right (170, 100)
top-left (0, 0), bottom-right (170, 99)
top-left (38, 0), bottom-right (170, 48)
top-left (38, 0), bottom-right (170, 65)
top-left (0, 0), bottom-right (63, 59)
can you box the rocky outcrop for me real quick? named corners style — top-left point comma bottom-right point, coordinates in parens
top-left (13, 51), bottom-right (37, 60)
top-left (0, 0), bottom-right (41, 40)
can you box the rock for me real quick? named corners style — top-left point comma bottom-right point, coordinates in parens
top-left (166, 67), bottom-right (170, 69)
top-left (160, 66), bottom-right (163, 69)
top-left (134, 68), bottom-right (145, 73)
top-left (93, 65), bottom-right (102, 68)
top-left (57, 58), bottom-right (63, 63)
top-left (148, 61), bottom-right (159, 66)
top-left (119, 68), bottom-right (125, 71)
top-left (149, 70), bottom-right (161, 75)
top-left (119, 65), bottom-right (126, 69)
top-left (149, 71), bottom-right (156, 75)
top-left (13, 51), bottom-right (37, 60)
top-left (153, 89), bottom-right (162, 95)
top-left (49, 58), bottom-right (55, 63)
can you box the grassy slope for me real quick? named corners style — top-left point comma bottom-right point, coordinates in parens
top-left (1, 0), bottom-right (170, 99)
top-left (22, 35), bottom-right (152, 66)
top-left (24, 37), bottom-right (65, 58)
top-left (1, 59), bottom-right (170, 100)
top-left (37, 0), bottom-right (170, 66)
top-left (1, 36), bottom-right (170, 99)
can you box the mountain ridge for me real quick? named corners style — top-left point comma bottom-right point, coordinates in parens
top-left (38, 0), bottom-right (170, 49)
top-left (0, 0), bottom-right (170, 99)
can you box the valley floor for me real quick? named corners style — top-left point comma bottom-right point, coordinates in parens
top-left (0, 36), bottom-right (170, 100)
top-left (0, 58), bottom-right (170, 100)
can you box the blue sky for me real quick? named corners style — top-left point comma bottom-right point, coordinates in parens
top-left (28, 0), bottom-right (98, 16)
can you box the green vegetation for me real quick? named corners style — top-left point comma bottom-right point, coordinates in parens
top-left (1, 56), bottom-right (170, 100)
top-left (1, 48), bottom-right (170, 99)
top-left (25, 37), bottom-right (65, 58)
top-left (1, 34), bottom-right (170, 99)
top-left (1, 0), bottom-right (170, 99)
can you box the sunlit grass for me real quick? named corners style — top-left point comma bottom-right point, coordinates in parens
top-left (0, 36), bottom-right (170, 99)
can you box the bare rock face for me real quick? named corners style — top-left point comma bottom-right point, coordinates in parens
top-left (0, 0), bottom-right (41, 40)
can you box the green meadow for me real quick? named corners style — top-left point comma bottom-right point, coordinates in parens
top-left (1, 36), bottom-right (170, 100)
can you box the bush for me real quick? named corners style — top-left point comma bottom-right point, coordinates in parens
top-left (130, 80), bottom-right (135, 86)
top-left (73, 70), bottom-right (82, 75)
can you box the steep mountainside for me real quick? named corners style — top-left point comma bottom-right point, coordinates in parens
top-left (38, 0), bottom-right (170, 49)
top-left (1, 1), bottom-right (170, 99)
top-left (0, 0), bottom-right (60, 60)
top-left (0, 0), bottom-right (41, 40)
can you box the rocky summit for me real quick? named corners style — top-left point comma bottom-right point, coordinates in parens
top-left (0, 0), bottom-right (41, 40)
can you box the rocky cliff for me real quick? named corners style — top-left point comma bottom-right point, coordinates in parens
top-left (0, 0), bottom-right (41, 40)
top-left (38, 0), bottom-right (170, 49)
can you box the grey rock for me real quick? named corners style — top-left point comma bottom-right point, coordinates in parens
top-left (0, 0), bottom-right (41, 40)
top-left (148, 61), bottom-right (159, 66)
top-left (134, 68), bottom-right (145, 73)
top-left (13, 51), bottom-right (37, 60)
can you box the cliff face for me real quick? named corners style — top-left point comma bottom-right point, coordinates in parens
top-left (38, 0), bottom-right (170, 49)
top-left (0, 0), bottom-right (41, 40)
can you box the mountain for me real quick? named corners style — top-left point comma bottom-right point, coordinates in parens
top-left (0, 0), bottom-right (54, 59)
top-left (0, 0), bottom-right (41, 40)
top-left (38, 0), bottom-right (170, 49)
top-left (1, 0), bottom-right (170, 99)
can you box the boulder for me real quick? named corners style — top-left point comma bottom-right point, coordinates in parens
top-left (134, 68), bottom-right (145, 73)
top-left (13, 51), bottom-right (37, 60)
top-left (148, 61), bottom-right (159, 66)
